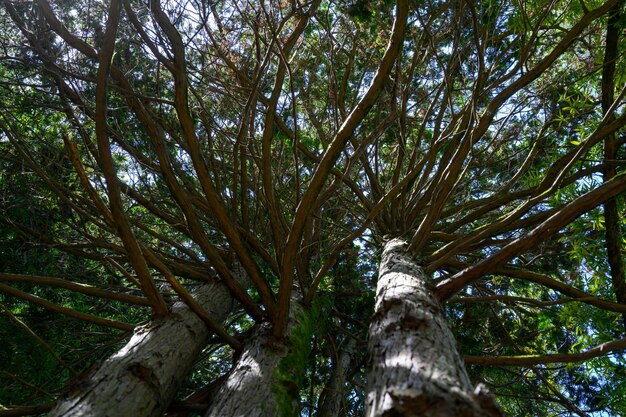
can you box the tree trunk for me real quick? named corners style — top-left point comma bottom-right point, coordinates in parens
top-left (49, 281), bottom-right (238, 417)
top-left (365, 239), bottom-right (502, 417)
top-left (204, 293), bottom-right (304, 417)
top-left (202, 323), bottom-right (290, 417)
top-left (317, 336), bottom-right (357, 417)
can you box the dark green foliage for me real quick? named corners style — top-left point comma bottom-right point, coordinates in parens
top-left (274, 295), bottom-right (333, 417)
top-left (0, 0), bottom-right (626, 415)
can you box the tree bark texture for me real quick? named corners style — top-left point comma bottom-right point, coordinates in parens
top-left (365, 239), bottom-right (502, 417)
top-left (203, 323), bottom-right (289, 417)
top-left (317, 336), bottom-right (357, 417)
top-left (204, 293), bottom-right (303, 417)
top-left (49, 282), bottom-right (237, 417)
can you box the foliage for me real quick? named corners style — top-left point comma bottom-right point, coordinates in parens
top-left (0, 0), bottom-right (625, 415)
top-left (273, 294), bottom-right (333, 417)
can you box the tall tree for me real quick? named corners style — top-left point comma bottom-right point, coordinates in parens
top-left (1, 0), bottom-right (626, 416)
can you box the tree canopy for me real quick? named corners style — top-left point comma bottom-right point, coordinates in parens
top-left (1, 0), bottom-right (626, 415)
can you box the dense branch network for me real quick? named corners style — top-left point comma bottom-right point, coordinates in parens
top-left (0, 0), bottom-right (625, 414)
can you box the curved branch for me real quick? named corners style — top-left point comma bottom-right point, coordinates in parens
top-left (436, 169), bottom-right (626, 301)
top-left (277, 0), bottom-right (410, 336)
top-left (464, 338), bottom-right (626, 366)
top-left (94, 0), bottom-right (168, 315)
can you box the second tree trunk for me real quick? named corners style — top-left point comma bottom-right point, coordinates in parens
top-left (365, 239), bottom-right (501, 417)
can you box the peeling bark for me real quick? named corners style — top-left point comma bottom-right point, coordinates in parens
top-left (365, 239), bottom-right (502, 417)
top-left (49, 281), bottom-right (237, 417)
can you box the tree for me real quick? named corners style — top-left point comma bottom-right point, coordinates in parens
top-left (1, 0), bottom-right (626, 415)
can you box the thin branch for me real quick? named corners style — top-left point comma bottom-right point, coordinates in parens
top-left (0, 283), bottom-right (135, 331)
top-left (0, 273), bottom-right (150, 306)
top-left (465, 338), bottom-right (626, 366)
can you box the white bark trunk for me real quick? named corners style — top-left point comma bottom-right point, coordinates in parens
top-left (204, 294), bottom-right (302, 417)
top-left (365, 239), bottom-right (502, 417)
top-left (203, 323), bottom-right (289, 417)
top-left (49, 281), bottom-right (237, 417)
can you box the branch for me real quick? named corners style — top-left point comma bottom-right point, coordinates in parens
top-left (495, 266), bottom-right (626, 314)
top-left (276, 0), bottom-right (410, 336)
top-left (436, 169), bottom-right (626, 301)
top-left (0, 283), bottom-right (134, 331)
top-left (464, 338), bottom-right (626, 366)
top-left (94, 0), bottom-right (168, 316)
top-left (0, 403), bottom-right (55, 417)
top-left (0, 273), bottom-right (150, 306)
top-left (601, 1), bottom-right (626, 329)
top-left (149, 0), bottom-right (275, 317)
